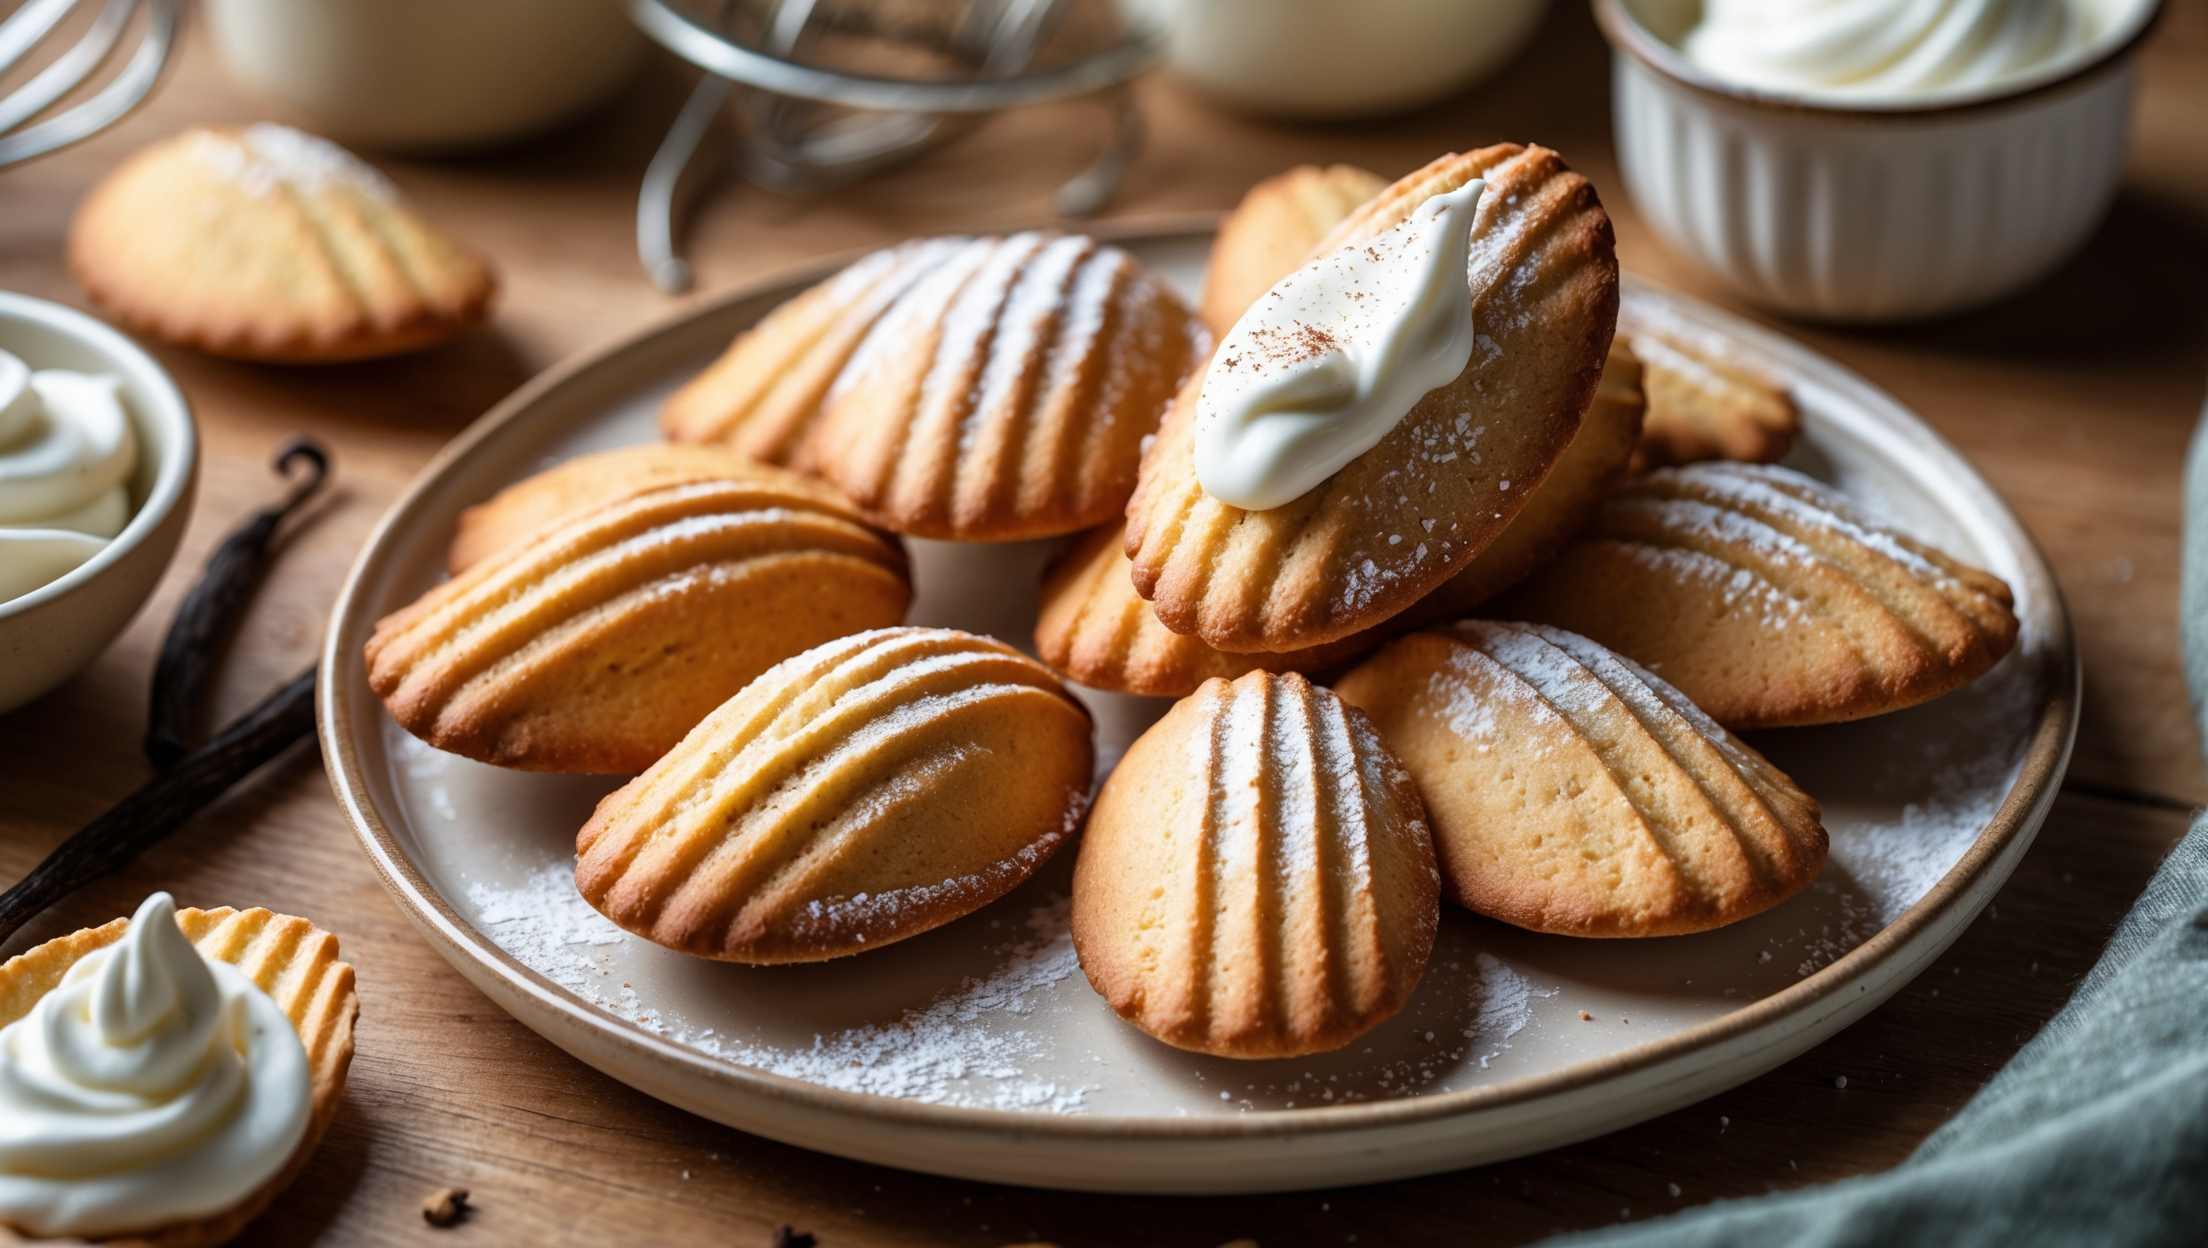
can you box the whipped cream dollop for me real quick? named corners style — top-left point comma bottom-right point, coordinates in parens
top-left (1682, 0), bottom-right (2094, 100)
top-left (0, 893), bottom-right (310, 1239)
top-left (1195, 179), bottom-right (1486, 512)
top-left (0, 348), bottom-right (137, 605)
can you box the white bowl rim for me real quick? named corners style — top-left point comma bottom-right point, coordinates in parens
top-left (0, 291), bottom-right (197, 620)
top-left (1593, 0), bottom-right (2164, 119)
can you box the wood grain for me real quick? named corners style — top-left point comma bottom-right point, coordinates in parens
top-left (0, 0), bottom-right (2204, 1243)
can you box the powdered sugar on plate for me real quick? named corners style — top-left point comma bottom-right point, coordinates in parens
top-left (701, 896), bottom-right (1094, 1112)
top-left (466, 864), bottom-right (647, 1015)
top-left (467, 865), bottom-right (1096, 1113)
top-left (1817, 648), bottom-right (2040, 925)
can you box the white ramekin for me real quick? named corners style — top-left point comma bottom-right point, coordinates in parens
top-left (1597, 0), bottom-right (2163, 323)
top-left (1121, 0), bottom-right (1550, 119)
top-left (205, 0), bottom-right (643, 152)
top-left (0, 293), bottom-right (197, 716)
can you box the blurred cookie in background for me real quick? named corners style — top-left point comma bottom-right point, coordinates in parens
top-left (69, 124), bottom-right (496, 362)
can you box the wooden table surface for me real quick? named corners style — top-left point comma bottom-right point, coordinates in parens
top-left (5, 3), bottom-right (2207, 1245)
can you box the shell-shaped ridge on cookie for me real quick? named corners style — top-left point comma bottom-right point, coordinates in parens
top-left (1072, 669), bottom-right (1439, 1058)
top-left (366, 468), bottom-right (912, 774)
top-left (1619, 290), bottom-right (1800, 470)
top-left (1336, 620), bottom-right (1827, 937)
top-left (1036, 520), bottom-right (1379, 697)
top-left (663, 231), bottom-right (1207, 541)
top-left (1123, 144), bottom-right (1619, 654)
top-left (1495, 461), bottom-right (2019, 728)
top-left (575, 628), bottom-right (1096, 964)
top-left (68, 124), bottom-right (496, 362)
top-left (1037, 338), bottom-right (1643, 695)
top-left (444, 442), bottom-right (871, 575)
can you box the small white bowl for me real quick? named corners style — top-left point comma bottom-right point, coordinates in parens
top-left (1597, 0), bottom-right (2163, 323)
top-left (205, 0), bottom-right (644, 152)
top-left (1122, 0), bottom-right (1550, 120)
top-left (0, 293), bottom-right (197, 716)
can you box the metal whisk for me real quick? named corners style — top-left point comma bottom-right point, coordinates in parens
top-left (0, 0), bottom-right (176, 170)
top-left (630, 0), bottom-right (1160, 292)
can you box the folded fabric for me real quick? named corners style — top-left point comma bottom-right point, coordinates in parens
top-left (1543, 397), bottom-right (2208, 1247)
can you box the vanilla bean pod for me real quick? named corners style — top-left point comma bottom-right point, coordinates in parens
top-left (1, 667), bottom-right (317, 946)
top-left (145, 437), bottom-right (328, 767)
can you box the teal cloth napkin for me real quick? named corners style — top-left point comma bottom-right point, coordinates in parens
top-left (1543, 407), bottom-right (2208, 1247)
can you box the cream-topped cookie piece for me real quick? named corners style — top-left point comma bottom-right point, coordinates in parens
top-left (1124, 145), bottom-right (1619, 654)
top-left (0, 894), bottom-right (356, 1246)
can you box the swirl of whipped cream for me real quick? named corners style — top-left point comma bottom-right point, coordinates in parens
top-left (1682, 0), bottom-right (2094, 100)
top-left (0, 347), bottom-right (137, 604)
top-left (0, 893), bottom-right (310, 1239)
top-left (1195, 179), bottom-right (1485, 512)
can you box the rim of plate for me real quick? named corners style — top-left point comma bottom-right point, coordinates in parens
top-left (319, 219), bottom-right (2079, 1144)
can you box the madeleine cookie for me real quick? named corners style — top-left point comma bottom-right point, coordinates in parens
top-left (1199, 163), bottom-right (1389, 338)
top-left (1337, 622), bottom-right (1825, 936)
top-left (1496, 462), bottom-right (2019, 728)
top-left (576, 628), bottom-right (1094, 963)
top-left (664, 232), bottom-right (1207, 541)
top-left (1072, 670), bottom-right (1438, 1058)
top-left (1124, 145), bottom-right (1619, 653)
top-left (1397, 338), bottom-right (1646, 628)
top-left (69, 125), bottom-right (495, 362)
top-left (1621, 291), bottom-right (1798, 470)
top-left (1039, 341), bottom-right (1644, 696)
top-left (0, 894), bottom-right (356, 1247)
top-left (368, 475), bottom-right (910, 773)
top-left (445, 443), bottom-right (864, 575)
top-left (1035, 520), bottom-right (1379, 696)
top-left (661, 238), bottom-right (968, 462)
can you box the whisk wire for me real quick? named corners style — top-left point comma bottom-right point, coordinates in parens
top-left (0, 0), bottom-right (177, 170)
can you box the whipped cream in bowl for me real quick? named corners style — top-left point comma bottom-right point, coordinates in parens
top-left (0, 893), bottom-right (312, 1239)
top-left (0, 348), bottom-right (138, 605)
top-left (1621, 0), bottom-right (2158, 108)
top-left (0, 290), bottom-right (196, 715)
top-left (1685, 0), bottom-right (2093, 102)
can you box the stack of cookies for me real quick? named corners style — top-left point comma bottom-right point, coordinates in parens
top-left (365, 144), bottom-right (2018, 1062)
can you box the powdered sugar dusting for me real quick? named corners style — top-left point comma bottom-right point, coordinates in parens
top-left (468, 863), bottom-right (640, 1002)
top-left (1432, 641), bottom-right (1559, 746)
top-left (1625, 541), bottom-right (1809, 631)
top-left (1679, 463), bottom-right (1965, 591)
top-left (1466, 953), bottom-right (1547, 1068)
top-left (468, 865), bottom-right (1096, 1112)
top-left (190, 123), bottom-right (397, 202)
top-left (1827, 660), bottom-right (2037, 924)
top-left (708, 895), bottom-right (1094, 1111)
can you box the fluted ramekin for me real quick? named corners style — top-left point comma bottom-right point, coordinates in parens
top-left (1596, 0), bottom-right (2163, 323)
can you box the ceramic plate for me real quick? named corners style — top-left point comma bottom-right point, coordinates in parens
top-left (320, 222), bottom-right (2077, 1194)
